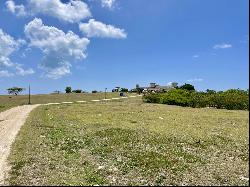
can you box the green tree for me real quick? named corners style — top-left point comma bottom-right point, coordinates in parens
top-left (120, 88), bottom-right (129, 92)
top-left (206, 89), bottom-right (216, 94)
top-left (179, 83), bottom-right (195, 91)
top-left (65, 86), bottom-right (72, 93)
top-left (7, 87), bottom-right (25, 95)
top-left (72, 89), bottom-right (82, 93)
top-left (135, 84), bottom-right (143, 94)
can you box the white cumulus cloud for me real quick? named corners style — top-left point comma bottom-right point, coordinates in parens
top-left (0, 70), bottom-right (14, 78)
top-left (79, 19), bottom-right (127, 39)
top-left (15, 65), bottom-right (35, 76)
top-left (0, 29), bottom-right (20, 62)
top-left (24, 18), bottom-right (90, 79)
top-left (6, 0), bottom-right (27, 16)
top-left (101, 0), bottom-right (116, 9)
top-left (0, 29), bottom-right (33, 76)
top-left (213, 43), bottom-right (232, 49)
top-left (6, 0), bottom-right (91, 23)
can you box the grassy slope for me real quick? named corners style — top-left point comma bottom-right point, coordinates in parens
top-left (0, 92), bottom-right (129, 112)
top-left (8, 98), bottom-right (249, 186)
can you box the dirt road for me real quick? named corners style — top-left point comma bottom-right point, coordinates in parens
top-left (0, 104), bottom-right (40, 185)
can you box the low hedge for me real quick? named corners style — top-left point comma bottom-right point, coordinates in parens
top-left (143, 89), bottom-right (249, 110)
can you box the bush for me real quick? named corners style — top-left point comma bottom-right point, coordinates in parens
top-left (218, 89), bottom-right (249, 110)
top-left (120, 88), bottom-right (129, 92)
top-left (143, 88), bottom-right (249, 110)
top-left (72, 89), bottom-right (82, 93)
top-left (179, 83), bottom-right (195, 91)
top-left (143, 93), bottom-right (162, 103)
top-left (159, 89), bottom-right (192, 107)
top-left (92, 90), bottom-right (98, 93)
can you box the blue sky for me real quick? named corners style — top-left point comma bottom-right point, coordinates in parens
top-left (0, 0), bottom-right (249, 94)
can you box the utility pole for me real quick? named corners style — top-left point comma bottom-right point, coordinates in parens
top-left (105, 88), bottom-right (107, 99)
top-left (28, 84), bottom-right (31, 104)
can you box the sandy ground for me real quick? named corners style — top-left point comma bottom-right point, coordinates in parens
top-left (0, 104), bottom-right (40, 185)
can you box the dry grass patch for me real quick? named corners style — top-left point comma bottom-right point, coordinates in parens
top-left (7, 98), bottom-right (249, 185)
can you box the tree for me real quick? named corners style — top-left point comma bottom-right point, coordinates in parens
top-left (92, 90), bottom-right (98, 93)
top-left (7, 87), bottom-right (25, 95)
top-left (206, 89), bottom-right (216, 94)
top-left (120, 88), bottom-right (128, 92)
top-left (116, 87), bottom-right (120, 92)
top-left (72, 89), bottom-right (82, 93)
top-left (179, 83), bottom-right (195, 91)
top-left (65, 86), bottom-right (72, 93)
top-left (135, 84), bottom-right (143, 95)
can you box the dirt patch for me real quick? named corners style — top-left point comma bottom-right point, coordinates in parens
top-left (0, 104), bottom-right (40, 185)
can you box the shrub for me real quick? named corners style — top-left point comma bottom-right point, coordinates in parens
top-left (143, 88), bottom-right (249, 110)
top-left (143, 93), bottom-right (162, 103)
top-left (219, 89), bottom-right (249, 110)
top-left (92, 90), bottom-right (98, 93)
top-left (72, 89), bottom-right (82, 93)
top-left (159, 89), bottom-right (192, 107)
top-left (179, 83), bottom-right (195, 91)
top-left (120, 88), bottom-right (129, 92)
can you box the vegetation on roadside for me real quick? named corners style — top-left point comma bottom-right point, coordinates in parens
top-left (143, 88), bottom-right (249, 110)
top-left (7, 98), bottom-right (249, 185)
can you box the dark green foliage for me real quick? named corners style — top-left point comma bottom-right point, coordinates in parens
top-left (65, 86), bottom-right (72, 93)
top-left (72, 89), bottom-right (82, 93)
top-left (136, 87), bottom-right (144, 94)
top-left (7, 87), bottom-right (25, 95)
top-left (160, 89), bottom-right (192, 107)
top-left (143, 93), bottom-right (162, 103)
top-left (120, 88), bottom-right (129, 92)
top-left (206, 89), bottom-right (216, 94)
top-left (179, 83), bottom-right (195, 91)
top-left (92, 90), bottom-right (98, 93)
top-left (143, 89), bottom-right (249, 110)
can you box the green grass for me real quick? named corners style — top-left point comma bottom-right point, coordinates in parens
top-left (0, 92), bottom-right (133, 112)
top-left (8, 98), bottom-right (249, 185)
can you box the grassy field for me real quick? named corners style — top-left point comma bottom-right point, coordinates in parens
top-left (0, 92), bottom-right (132, 112)
top-left (7, 97), bottom-right (249, 185)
